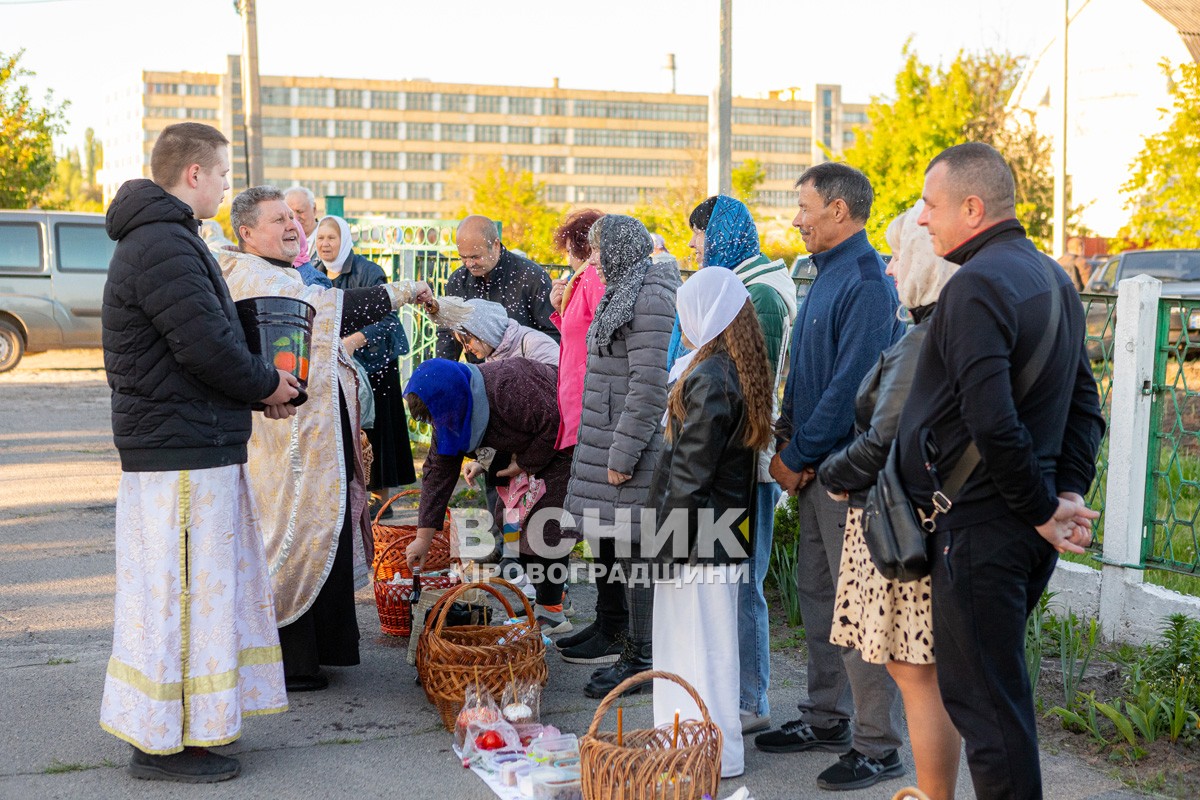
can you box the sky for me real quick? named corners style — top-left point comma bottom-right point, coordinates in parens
top-left (4, 0), bottom-right (1062, 150)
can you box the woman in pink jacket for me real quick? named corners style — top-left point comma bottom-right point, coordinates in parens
top-left (549, 209), bottom-right (605, 450)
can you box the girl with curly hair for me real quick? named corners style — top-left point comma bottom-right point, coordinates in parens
top-left (648, 266), bottom-right (774, 778)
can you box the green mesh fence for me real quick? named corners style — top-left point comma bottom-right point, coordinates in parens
top-left (1080, 292), bottom-right (1117, 551)
top-left (1143, 297), bottom-right (1200, 576)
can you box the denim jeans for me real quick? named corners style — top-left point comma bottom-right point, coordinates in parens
top-left (738, 480), bottom-right (780, 716)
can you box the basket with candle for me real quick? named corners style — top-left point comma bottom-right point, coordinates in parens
top-left (578, 670), bottom-right (721, 800)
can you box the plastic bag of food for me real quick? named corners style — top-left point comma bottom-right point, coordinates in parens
top-left (454, 683), bottom-right (501, 752)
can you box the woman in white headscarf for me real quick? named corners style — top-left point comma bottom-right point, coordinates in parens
top-left (314, 215), bottom-right (417, 513)
top-left (817, 201), bottom-right (960, 800)
top-left (647, 266), bottom-right (774, 779)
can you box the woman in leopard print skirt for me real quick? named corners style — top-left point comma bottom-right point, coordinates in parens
top-left (817, 202), bottom-right (960, 800)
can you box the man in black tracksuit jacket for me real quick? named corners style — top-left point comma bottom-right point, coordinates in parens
top-left (894, 143), bottom-right (1104, 800)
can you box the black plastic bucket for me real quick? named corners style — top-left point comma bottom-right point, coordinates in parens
top-left (235, 296), bottom-right (316, 408)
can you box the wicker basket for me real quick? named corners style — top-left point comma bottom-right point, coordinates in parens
top-left (372, 537), bottom-right (461, 637)
top-left (580, 671), bottom-right (722, 800)
top-left (371, 489), bottom-right (455, 581)
top-left (415, 578), bottom-right (548, 731)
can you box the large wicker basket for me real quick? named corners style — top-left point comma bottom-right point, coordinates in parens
top-left (372, 537), bottom-right (461, 637)
top-left (580, 671), bottom-right (722, 800)
top-left (371, 489), bottom-right (454, 581)
top-left (415, 578), bottom-right (548, 731)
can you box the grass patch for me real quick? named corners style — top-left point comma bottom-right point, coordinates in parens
top-left (318, 737), bottom-right (364, 746)
top-left (43, 760), bottom-right (98, 774)
top-left (46, 657), bottom-right (76, 666)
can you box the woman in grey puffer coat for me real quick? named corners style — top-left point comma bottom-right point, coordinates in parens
top-left (561, 214), bottom-right (679, 698)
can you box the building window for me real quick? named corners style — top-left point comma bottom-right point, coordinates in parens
top-left (184, 83), bottom-right (217, 97)
top-left (575, 186), bottom-right (645, 204)
top-left (508, 126), bottom-right (533, 144)
top-left (406, 92), bottom-right (433, 111)
top-left (441, 123), bottom-right (469, 142)
top-left (335, 89), bottom-right (363, 108)
top-left (442, 153), bottom-right (463, 171)
top-left (263, 148), bottom-right (292, 168)
top-left (574, 157), bottom-right (688, 177)
top-left (299, 149), bottom-right (327, 168)
top-left (545, 185), bottom-right (567, 203)
top-left (541, 156), bottom-right (566, 174)
top-left (371, 151), bottom-right (401, 170)
top-left (540, 127), bottom-right (567, 145)
top-left (732, 106), bottom-right (811, 127)
top-left (372, 91), bottom-right (400, 110)
top-left (475, 94), bottom-right (501, 114)
top-left (372, 120), bottom-right (399, 139)
top-left (298, 118), bottom-right (328, 138)
top-left (262, 117), bottom-right (292, 136)
top-left (185, 108), bottom-right (216, 120)
top-left (297, 87), bottom-right (329, 107)
top-left (543, 98), bottom-right (566, 116)
top-left (573, 129), bottom-right (701, 149)
top-left (759, 162), bottom-right (806, 181)
top-left (408, 181), bottom-right (437, 200)
top-left (146, 83), bottom-right (178, 95)
top-left (441, 93), bottom-right (468, 112)
top-left (407, 152), bottom-right (434, 171)
top-left (508, 96), bottom-right (535, 115)
top-left (843, 111), bottom-right (868, 125)
top-left (475, 125), bottom-right (501, 143)
top-left (755, 190), bottom-right (798, 208)
top-left (334, 150), bottom-right (362, 169)
top-left (146, 106), bottom-right (181, 119)
top-left (335, 119), bottom-right (363, 139)
top-left (407, 122), bottom-right (434, 141)
top-left (331, 181), bottom-right (364, 198)
top-left (575, 100), bottom-right (705, 122)
top-left (732, 134), bottom-right (810, 154)
top-left (506, 155), bottom-right (534, 172)
top-left (373, 181), bottom-right (402, 200)
top-left (261, 86), bottom-right (289, 105)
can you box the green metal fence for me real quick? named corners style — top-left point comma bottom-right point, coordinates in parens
top-left (1080, 292), bottom-right (1118, 551)
top-left (1143, 297), bottom-right (1200, 576)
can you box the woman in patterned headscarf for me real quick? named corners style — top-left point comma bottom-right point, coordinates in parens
top-left (562, 214), bottom-right (679, 698)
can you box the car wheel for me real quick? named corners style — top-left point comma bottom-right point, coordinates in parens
top-left (0, 319), bottom-right (25, 373)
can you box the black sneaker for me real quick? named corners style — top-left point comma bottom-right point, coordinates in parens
top-left (556, 620), bottom-right (599, 650)
top-left (816, 748), bottom-right (904, 791)
top-left (560, 628), bottom-right (622, 665)
top-left (128, 746), bottom-right (240, 783)
top-left (754, 718), bottom-right (852, 753)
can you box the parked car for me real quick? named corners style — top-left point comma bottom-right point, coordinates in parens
top-left (0, 210), bottom-right (114, 372)
top-left (1083, 249), bottom-right (1200, 360)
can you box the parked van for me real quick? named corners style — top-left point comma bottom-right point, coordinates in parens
top-left (0, 210), bottom-right (114, 372)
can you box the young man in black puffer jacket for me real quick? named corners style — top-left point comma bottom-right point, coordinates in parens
top-left (99, 122), bottom-right (299, 784)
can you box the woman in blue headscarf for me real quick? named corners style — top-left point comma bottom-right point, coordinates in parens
top-left (403, 357), bottom-right (575, 632)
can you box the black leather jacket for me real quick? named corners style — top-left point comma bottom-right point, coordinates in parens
top-left (646, 350), bottom-right (757, 566)
top-left (818, 308), bottom-right (933, 507)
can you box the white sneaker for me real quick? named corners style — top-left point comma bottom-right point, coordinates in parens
top-left (740, 710), bottom-right (771, 733)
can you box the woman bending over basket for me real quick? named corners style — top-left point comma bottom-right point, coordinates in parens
top-left (404, 357), bottom-right (576, 633)
top-left (647, 266), bottom-right (774, 779)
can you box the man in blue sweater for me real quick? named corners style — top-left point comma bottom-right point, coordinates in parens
top-left (761, 162), bottom-right (907, 791)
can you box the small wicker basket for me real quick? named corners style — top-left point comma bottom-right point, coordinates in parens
top-left (371, 489), bottom-right (454, 580)
top-left (415, 578), bottom-right (548, 731)
top-left (371, 537), bottom-right (460, 637)
top-left (580, 670), bottom-right (722, 800)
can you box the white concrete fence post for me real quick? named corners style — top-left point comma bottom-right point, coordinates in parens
top-left (1098, 275), bottom-right (1160, 639)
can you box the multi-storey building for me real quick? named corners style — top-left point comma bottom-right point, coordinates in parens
top-left (100, 56), bottom-right (867, 223)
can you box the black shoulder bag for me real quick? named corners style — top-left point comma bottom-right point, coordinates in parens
top-left (862, 266), bottom-right (1064, 582)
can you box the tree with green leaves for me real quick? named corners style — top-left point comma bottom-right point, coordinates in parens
top-left (842, 45), bottom-right (1068, 252)
top-left (449, 156), bottom-right (560, 262)
top-left (1119, 61), bottom-right (1200, 249)
top-left (0, 50), bottom-right (67, 209)
top-left (44, 130), bottom-right (104, 212)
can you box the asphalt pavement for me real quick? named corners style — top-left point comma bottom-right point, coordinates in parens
top-left (0, 351), bottom-right (1149, 800)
